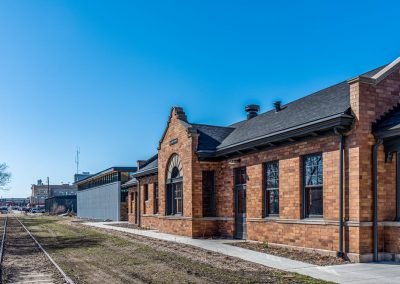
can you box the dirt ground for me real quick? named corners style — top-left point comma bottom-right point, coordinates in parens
top-left (20, 216), bottom-right (330, 284)
top-left (1, 216), bottom-right (64, 283)
top-left (231, 242), bottom-right (349, 266)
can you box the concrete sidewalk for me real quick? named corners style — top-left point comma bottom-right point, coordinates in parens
top-left (83, 221), bottom-right (400, 284)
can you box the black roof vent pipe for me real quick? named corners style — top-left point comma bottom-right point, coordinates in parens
top-left (245, 104), bottom-right (260, 120)
top-left (274, 101), bottom-right (282, 112)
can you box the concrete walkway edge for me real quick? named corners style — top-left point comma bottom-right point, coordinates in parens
top-left (83, 222), bottom-right (400, 284)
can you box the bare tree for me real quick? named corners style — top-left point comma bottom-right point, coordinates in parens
top-left (0, 163), bottom-right (11, 190)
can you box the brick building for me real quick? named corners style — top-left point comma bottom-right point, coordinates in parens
top-left (130, 57), bottom-right (400, 262)
top-left (30, 180), bottom-right (77, 206)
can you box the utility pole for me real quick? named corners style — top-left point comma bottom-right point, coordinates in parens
top-left (47, 177), bottom-right (50, 199)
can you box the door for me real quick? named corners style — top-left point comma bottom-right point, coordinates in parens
top-left (134, 191), bottom-right (139, 225)
top-left (234, 167), bottom-right (247, 239)
top-left (235, 185), bottom-right (246, 239)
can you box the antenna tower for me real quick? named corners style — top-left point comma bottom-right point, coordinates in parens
top-left (75, 147), bottom-right (80, 174)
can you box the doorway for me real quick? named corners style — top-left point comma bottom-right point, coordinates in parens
top-left (234, 167), bottom-right (247, 239)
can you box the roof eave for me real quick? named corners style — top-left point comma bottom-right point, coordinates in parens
top-left (374, 127), bottom-right (400, 139)
top-left (132, 167), bottom-right (158, 178)
top-left (74, 167), bottom-right (137, 185)
top-left (197, 113), bottom-right (354, 158)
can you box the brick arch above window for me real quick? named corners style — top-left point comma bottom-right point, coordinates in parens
top-left (166, 154), bottom-right (183, 181)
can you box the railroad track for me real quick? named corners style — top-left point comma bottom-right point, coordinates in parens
top-left (0, 215), bottom-right (74, 284)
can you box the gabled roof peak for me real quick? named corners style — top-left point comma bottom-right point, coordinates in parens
top-left (349, 57), bottom-right (400, 85)
top-left (173, 106), bottom-right (188, 122)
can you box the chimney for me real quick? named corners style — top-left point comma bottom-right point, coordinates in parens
top-left (245, 105), bottom-right (260, 120)
top-left (274, 101), bottom-right (282, 112)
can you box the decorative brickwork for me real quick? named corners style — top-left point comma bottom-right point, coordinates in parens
top-left (128, 67), bottom-right (400, 262)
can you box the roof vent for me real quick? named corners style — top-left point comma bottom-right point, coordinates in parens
top-left (245, 104), bottom-right (260, 120)
top-left (274, 101), bottom-right (282, 112)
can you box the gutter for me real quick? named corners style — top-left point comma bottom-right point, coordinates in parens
top-left (132, 167), bottom-right (158, 178)
top-left (334, 127), bottom-right (345, 258)
top-left (198, 113), bottom-right (354, 158)
top-left (372, 138), bottom-right (383, 262)
top-left (137, 179), bottom-right (141, 227)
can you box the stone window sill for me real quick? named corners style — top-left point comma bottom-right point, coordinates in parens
top-left (264, 215), bottom-right (279, 220)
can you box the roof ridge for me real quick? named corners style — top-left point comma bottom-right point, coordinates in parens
top-left (370, 58), bottom-right (400, 80)
top-left (192, 123), bottom-right (234, 129)
top-left (229, 80), bottom-right (349, 127)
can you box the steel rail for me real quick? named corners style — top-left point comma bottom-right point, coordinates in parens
top-left (0, 216), bottom-right (7, 263)
top-left (15, 216), bottom-right (75, 284)
top-left (0, 216), bottom-right (7, 281)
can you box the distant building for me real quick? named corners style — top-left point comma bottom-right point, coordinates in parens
top-left (76, 167), bottom-right (137, 221)
top-left (45, 195), bottom-right (77, 214)
top-left (30, 180), bottom-right (77, 206)
top-left (0, 198), bottom-right (30, 207)
top-left (74, 172), bottom-right (91, 182)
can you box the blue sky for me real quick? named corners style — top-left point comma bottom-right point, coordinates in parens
top-left (0, 0), bottom-right (399, 198)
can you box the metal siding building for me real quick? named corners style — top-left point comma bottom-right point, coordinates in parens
top-left (77, 182), bottom-right (121, 221)
top-left (75, 167), bottom-right (136, 221)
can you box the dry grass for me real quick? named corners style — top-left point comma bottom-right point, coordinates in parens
top-left (21, 216), bottom-right (330, 284)
top-left (231, 242), bottom-right (350, 266)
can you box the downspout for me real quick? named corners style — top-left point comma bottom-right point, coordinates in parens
top-left (334, 128), bottom-right (345, 258)
top-left (137, 179), bottom-right (141, 227)
top-left (372, 138), bottom-right (383, 262)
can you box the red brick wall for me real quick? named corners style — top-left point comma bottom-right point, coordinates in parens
top-left (131, 68), bottom-right (400, 258)
top-left (247, 220), bottom-right (340, 251)
top-left (347, 68), bottom-right (400, 254)
top-left (384, 226), bottom-right (400, 254)
top-left (127, 187), bottom-right (137, 224)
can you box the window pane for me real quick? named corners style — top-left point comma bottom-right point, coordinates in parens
top-left (202, 171), bottom-right (216, 217)
top-left (306, 187), bottom-right (323, 216)
top-left (166, 184), bottom-right (173, 215)
top-left (304, 154), bottom-right (323, 186)
top-left (267, 189), bottom-right (279, 215)
top-left (304, 154), bottom-right (323, 217)
top-left (266, 162), bottom-right (279, 189)
top-left (265, 161), bottom-right (279, 216)
top-left (174, 182), bottom-right (183, 215)
top-left (144, 185), bottom-right (148, 201)
top-left (175, 183), bottom-right (182, 198)
top-left (154, 183), bottom-right (159, 214)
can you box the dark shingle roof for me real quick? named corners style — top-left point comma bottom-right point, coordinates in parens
top-left (360, 65), bottom-right (387, 78)
top-left (122, 178), bottom-right (138, 188)
top-left (191, 124), bottom-right (235, 151)
top-left (133, 154), bottom-right (158, 177)
top-left (217, 81), bottom-right (351, 150)
top-left (192, 63), bottom-right (390, 154)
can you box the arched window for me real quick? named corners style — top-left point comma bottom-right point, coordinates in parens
top-left (166, 154), bottom-right (183, 215)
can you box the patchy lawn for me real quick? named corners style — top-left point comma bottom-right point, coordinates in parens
top-left (231, 242), bottom-right (349, 266)
top-left (21, 216), bottom-right (330, 284)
